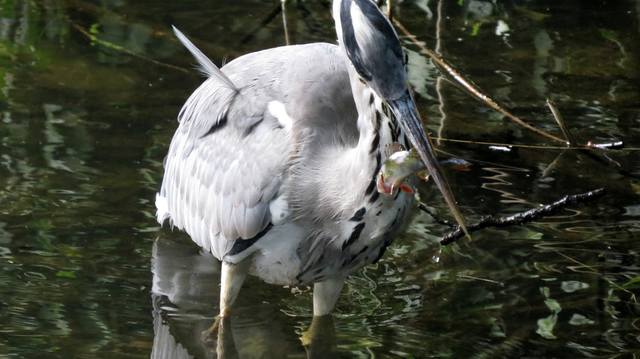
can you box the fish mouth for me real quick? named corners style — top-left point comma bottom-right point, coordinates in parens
top-left (376, 173), bottom-right (395, 196)
top-left (376, 173), bottom-right (414, 196)
top-left (376, 171), bottom-right (400, 196)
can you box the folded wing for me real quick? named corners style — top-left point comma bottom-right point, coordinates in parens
top-left (157, 28), bottom-right (293, 259)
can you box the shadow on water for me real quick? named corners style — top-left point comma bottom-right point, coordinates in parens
top-left (0, 0), bottom-right (640, 357)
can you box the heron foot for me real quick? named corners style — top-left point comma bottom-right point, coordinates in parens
top-left (300, 325), bottom-right (313, 347)
top-left (201, 315), bottom-right (238, 358)
top-left (301, 315), bottom-right (336, 358)
top-left (201, 315), bottom-right (224, 343)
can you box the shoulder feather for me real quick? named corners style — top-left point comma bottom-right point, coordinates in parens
top-left (172, 26), bottom-right (237, 90)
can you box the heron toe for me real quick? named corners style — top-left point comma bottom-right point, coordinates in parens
top-left (201, 315), bottom-right (223, 343)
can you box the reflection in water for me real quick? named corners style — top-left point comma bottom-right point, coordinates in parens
top-left (0, 0), bottom-right (639, 357)
top-left (151, 234), bottom-right (219, 358)
top-left (532, 29), bottom-right (552, 97)
top-left (150, 235), bottom-right (338, 358)
top-left (480, 166), bottom-right (532, 206)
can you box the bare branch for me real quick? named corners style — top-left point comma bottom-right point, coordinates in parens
top-left (392, 18), bottom-right (567, 144)
top-left (440, 188), bottom-right (606, 245)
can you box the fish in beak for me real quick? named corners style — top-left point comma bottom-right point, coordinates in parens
top-left (389, 92), bottom-right (469, 238)
top-left (377, 148), bottom-right (424, 196)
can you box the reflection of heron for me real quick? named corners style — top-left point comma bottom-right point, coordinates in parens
top-left (150, 235), bottom-right (221, 358)
top-left (156, 0), bottom-right (466, 327)
top-left (150, 235), bottom-right (306, 358)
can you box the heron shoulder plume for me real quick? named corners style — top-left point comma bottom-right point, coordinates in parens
top-left (172, 26), bottom-right (239, 140)
top-left (172, 25), bottom-right (237, 89)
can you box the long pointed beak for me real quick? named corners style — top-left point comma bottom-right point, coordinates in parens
top-left (389, 93), bottom-right (469, 238)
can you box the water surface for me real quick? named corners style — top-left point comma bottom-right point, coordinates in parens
top-left (1, 0), bottom-right (639, 357)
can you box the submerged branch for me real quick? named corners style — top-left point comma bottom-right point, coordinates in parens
top-left (418, 203), bottom-right (454, 227)
top-left (70, 23), bottom-right (188, 73)
top-left (440, 188), bottom-right (606, 245)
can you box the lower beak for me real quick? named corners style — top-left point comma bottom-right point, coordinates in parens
top-left (389, 93), bottom-right (469, 237)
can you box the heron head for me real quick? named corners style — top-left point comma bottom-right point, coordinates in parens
top-left (334, 0), bottom-right (469, 236)
top-left (333, 0), bottom-right (407, 101)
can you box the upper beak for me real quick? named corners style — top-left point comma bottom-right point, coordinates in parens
top-left (389, 92), bottom-right (469, 238)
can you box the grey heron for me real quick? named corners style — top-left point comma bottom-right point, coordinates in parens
top-left (156, 0), bottom-right (467, 326)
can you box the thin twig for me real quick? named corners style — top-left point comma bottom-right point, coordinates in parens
top-left (435, 147), bottom-right (531, 172)
top-left (432, 136), bottom-right (636, 151)
top-left (440, 188), bottom-right (606, 245)
top-left (392, 18), bottom-right (566, 144)
top-left (435, 0), bottom-right (446, 146)
top-left (457, 274), bottom-right (504, 286)
top-left (586, 141), bottom-right (624, 150)
top-left (446, 138), bottom-right (637, 181)
top-left (240, 4), bottom-right (282, 45)
top-left (70, 23), bottom-right (189, 73)
top-left (386, 0), bottom-right (393, 20)
top-left (546, 99), bottom-right (576, 146)
top-left (281, 0), bottom-right (291, 45)
top-left (418, 202), bottom-right (455, 227)
top-left (554, 250), bottom-right (637, 300)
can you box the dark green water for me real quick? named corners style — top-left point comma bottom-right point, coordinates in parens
top-left (1, 0), bottom-right (639, 357)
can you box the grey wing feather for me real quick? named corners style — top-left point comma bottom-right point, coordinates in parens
top-left (157, 30), bottom-right (292, 260)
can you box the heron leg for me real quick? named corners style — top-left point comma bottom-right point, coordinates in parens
top-left (202, 260), bottom-right (250, 341)
top-left (312, 277), bottom-right (345, 316)
top-left (301, 278), bottom-right (344, 348)
top-left (219, 260), bottom-right (250, 317)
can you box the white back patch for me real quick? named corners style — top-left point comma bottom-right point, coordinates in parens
top-left (267, 101), bottom-right (293, 131)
